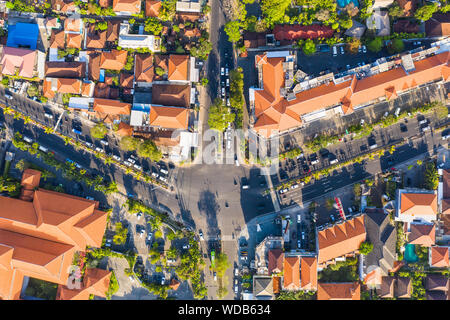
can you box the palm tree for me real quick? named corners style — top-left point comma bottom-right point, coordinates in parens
top-left (23, 116), bottom-right (31, 124)
top-left (64, 136), bottom-right (72, 145)
top-left (3, 106), bottom-right (13, 115)
top-left (325, 198), bottom-right (335, 210)
top-left (44, 126), bottom-right (54, 134)
top-left (104, 156), bottom-right (113, 165)
top-left (13, 111), bottom-right (21, 120)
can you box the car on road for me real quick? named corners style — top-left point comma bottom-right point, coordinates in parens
top-left (362, 45), bottom-right (367, 53)
top-left (199, 230), bottom-right (204, 241)
top-left (221, 87), bottom-right (225, 97)
top-left (161, 275), bottom-right (165, 285)
top-left (340, 46), bottom-right (344, 55)
top-left (301, 231), bottom-right (306, 240)
top-left (330, 214), bottom-right (335, 223)
top-left (151, 172), bottom-right (159, 178)
top-left (137, 212), bottom-right (142, 219)
top-left (220, 67), bottom-right (225, 76)
top-left (242, 184), bottom-right (249, 190)
top-left (139, 228), bottom-right (145, 238)
top-left (160, 168), bottom-right (169, 175)
top-left (234, 268), bottom-right (239, 276)
top-left (72, 128), bottom-right (82, 135)
top-left (226, 78), bottom-right (230, 87)
top-left (147, 233), bottom-right (152, 242)
top-left (400, 123), bottom-right (408, 132)
top-left (112, 154), bottom-right (121, 161)
top-left (297, 214), bottom-right (301, 223)
top-left (421, 125), bottom-right (430, 132)
top-left (38, 145), bottom-right (49, 153)
top-left (418, 119), bottom-right (428, 125)
top-left (309, 154), bottom-right (319, 165)
top-left (5, 93), bottom-right (13, 100)
top-left (133, 164), bottom-right (142, 171)
top-left (23, 136), bottom-right (33, 143)
top-left (127, 158), bottom-right (136, 164)
top-left (332, 46), bottom-right (337, 56)
top-left (95, 147), bottom-right (104, 153)
top-left (225, 68), bottom-right (229, 76)
top-left (290, 184), bottom-right (299, 190)
top-left (100, 140), bottom-right (109, 146)
top-left (44, 113), bottom-right (53, 119)
top-left (129, 275), bottom-right (135, 283)
top-left (297, 239), bottom-right (301, 248)
top-left (213, 272), bottom-right (217, 281)
top-left (159, 176), bottom-right (168, 183)
top-left (234, 283), bottom-right (239, 294)
top-left (85, 141), bottom-right (93, 148)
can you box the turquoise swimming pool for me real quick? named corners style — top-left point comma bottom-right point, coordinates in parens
top-left (337, 0), bottom-right (359, 8)
top-left (404, 244), bottom-right (419, 263)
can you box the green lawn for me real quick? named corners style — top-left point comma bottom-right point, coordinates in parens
top-left (318, 258), bottom-right (359, 283)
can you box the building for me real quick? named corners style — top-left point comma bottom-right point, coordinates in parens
top-left (254, 236), bottom-right (283, 275)
top-left (300, 256), bottom-right (318, 291)
top-left (112, 0), bottom-right (142, 14)
top-left (118, 22), bottom-right (161, 51)
top-left (272, 25), bottom-right (334, 42)
top-left (267, 249), bottom-right (284, 275)
top-left (43, 77), bottom-right (82, 99)
top-left (425, 13), bottom-right (450, 38)
top-left (253, 276), bottom-right (274, 300)
top-left (145, 0), bottom-right (161, 17)
top-left (317, 215), bottom-right (366, 267)
top-left (397, 0), bottom-right (417, 17)
top-left (250, 49), bottom-right (449, 138)
top-left (344, 20), bottom-right (367, 39)
top-left (0, 47), bottom-right (36, 78)
top-left (283, 256), bottom-right (300, 291)
top-left (364, 209), bottom-right (397, 277)
top-left (429, 246), bottom-right (450, 268)
top-left (366, 10), bottom-right (390, 37)
top-left (52, 0), bottom-right (78, 13)
top-left (372, 0), bottom-right (395, 8)
top-left (317, 282), bottom-right (361, 300)
top-left (395, 277), bottom-right (412, 298)
top-left (56, 268), bottom-right (111, 300)
top-left (152, 84), bottom-right (191, 108)
top-left (0, 169), bottom-right (109, 300)
top-left (378, 276), bottom-right (395, 298)
top-left (6, 22), bottom-right (39, 51)
top-left (425, 274), bottom-right (449, 292)
top-left (176, 0), bottom-right (201, 13)
top-left (408, 222), bottom-right (436, 247)
top-left (168, 54), bottom-right (190, 82)
top-left (45, 61), bottom-right (86, 78)
top-left (395, 189), bottom-right (437, 224)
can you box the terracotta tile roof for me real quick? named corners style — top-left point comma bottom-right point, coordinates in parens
top-left (317, 282), bottom-right (360, 300)
top-left (152, 84), bottom-right (191, 108)
top-left (100, 50), bottom-right (128, 70)
top-left (43, 78), bottom-right (82, 98)
top-left (106, 20), bottom-right (120, 42)
top-left (318, 215), bottom-right (366, 264)
top-left (283, 256), bottom-right (300, 290)
top-left (397, 0), bottom-right (417, 16)
top-left (99, 0), bottom-right (110, 7)
top-left (66, 33), bottom-right (83, 48)
top-left (88, 51), bottom-right (101, 81)
top-left (81, 81), bottom-right (95, 97)
top-left (253, 51), bottom-right (449, 137)
top-left (177, 12), bottom-right (200, 23)
top-left (0, 170), bottom-right (108, 300)
top-left (400, 192), bottom-right (437, 217)
top-left (93, 98), bottom-right (132, 123)
top-left (145, 0), bottom-right (161, 17)
top-left (120, 73), bottom-right (134, 89)
top-left (267, 249), bottom-right (283, 274)
top-left (443, 169), bottom-right (450, 199)
top-left (149, 106), bottom-right (189, 129)
top-left (112, 0), bottom-right (141, 13)
top-left (300, 256), bottom-right (317, 291)
top-left (169, 278), bottom-right (180, 290)
top-left (45, 61), bottom-right (85, 78)
top-left (52, 0), bottom-right (77, 12)
top-left (425, 274), bottom-right (449, 291)
top-left (1, 47), bottom-right (36, 78)
top-left (272, 276), bottom-right (280, 294)
top-left (393, 20), bottom-right (420, 33)
top-left (408, 223), bottom-right (435, 247)
top-left (57, 268), bottom-right (111, 300)
top-left (395, 277), bottom-right (412, 298)
top-left (64, 18), bottom-right (82, 33)
top-left (430, 246), bottom-right (449, 268)
top-left (135, 53), bottom-right (154, 82)
top-left (94, 82), bottom-right (111, 98)
top-left (85, 25), bottom-right (107, 49)
top-left (116, 122), bottom-right (133, 136)
top-left (184, 28), bottom-right (201, 38)
top-left (426, 13), bottom-right (450, 37)
top-left (378, 276), bottom-right (395, 298)
top-left (273, 24), bottom-right (334, 41)
top-left (441, 206), bottom-right (450, 236)
top-left (168, 54), bottom-right (189, 81)
top-left (49, 29), bottom-right (65, 48)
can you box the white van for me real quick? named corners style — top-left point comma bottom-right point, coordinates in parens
top-left (332, 46), bottom-right (337, 57)
top-left (38, 145), bottom-right (49, 153)
top-left (23, 136), bottom-right (33, 143)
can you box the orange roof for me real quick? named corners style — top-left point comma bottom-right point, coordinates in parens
top-left (57, 268), bottom-right (111, 300)
top-left (151, 84), bottom-right (191, 108)
top-left (430, 246), bottom-right (449, 268)
top-left (20, 169), bottom-right (41, 201)
top-left (49, 29), bottom-right (65, 48)
top-left (85, 25), bottom-right (107, 49)
top-left (116, 122), bottom-right (133, 136)
top-left (408, 223), bottom-right (435, 247)
top-left (300, 256), bottom-right (317, 291)
top-left (0, 170), bottom-right (108, 300)
top-left (135, 54), bottom-right (154, 82)
top-left (112, 0), bottom-right (141, 13)
top-left (268, 249), bottom-right (283, 274)
top-left (45, 61), bottom-right (85, 78)
top-left (317, 282), bottom-right (361, 300)
top-left (253, 51), bottom-right (450, 137)
top-left (120, 73), bottom-right (134, 89)
top-left (169, 278), bottom-right (180, 290)
top-left (400, 192), bottom-right (437, 217)
top-left (168, 55), bottom-right (189, 81)
top-left (93, 98), bottom-right (131, 122)
top-left (64, 18), bottom-right (82, 33)
top-left (272, 276), bottom-right (281, 294)
top-left (52, 0), bottom-right (77, 12)
top-left (145, 0), bottom-right (161, 17)
top-left (43, 78), bottom-right (82, 98)
top-left (318, 215), bottom-right (366, 264)
top-left (283, 256), bottom-right (300, 290)
top-left (66, 33), bottom-right (82, 48)
top-left (81, 81), bottom-right (95, 97)
top-left (100, 50), bottom-right (128, 71)
top-left (149, 106), bottom-right (189, 130)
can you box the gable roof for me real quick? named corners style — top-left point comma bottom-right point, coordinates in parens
top-left (300, 256), bottom-right (317, 291)
top-left (283, 256), bottom-right (300, 290)
top-left (395, 277), bottom-right (412, 298)
top-left (45, 61), bottom-right (85, 78)
top-left (425, 13), bottom-right (450, 37)
top-left (66, 33), bottom-right (83, 48)
top-left (145, 0), bottom-right (161, 17)
top-left (267, 249), bottom-right (283, 274)
top-left (49, 29), bottom-right (65, 49)
top-left (318, 215), bottom-right (366, 264)
top-left (93, 98), bottom-right (131, 120)
top-left (426, 274), bottom-right (449, 291)
top-left (317, 282), bottom-right (360, 300)
top-left (152, 84), bottom-right (190, 108)
top-left (408, 223), bottom-right (435, 247)
top-left (397, 0), bottom-right (417, 16)
top-left (426, 290), bottom-right (448, 300)
top-left (52, 0), bottom-right (77, 12)
top-left (443, 169), bottom-right (450, 199)
top-left (149, 106), bottom-right (189, 129)
top-left (120, 73), bottom-right (134, 89)
top-left (106, 20), bottom-right (120, 42)
top-left (43, 78), bottom-right (82, 98)
top-left (378, 276), bottom-right (395, 298)
top-left (85, 25), bottom-right (107, 49)
top-left (64, 18), bottom-right (82, 34)
top-left (168, 55), bottom-right (189, 81)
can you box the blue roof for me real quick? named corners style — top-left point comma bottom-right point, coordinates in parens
top-left (6, 23), bottom-right (39, 51)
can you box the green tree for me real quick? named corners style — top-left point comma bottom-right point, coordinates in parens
top-left (119, 136), bottom-right (139, 151)
top-left (155, 66), bottom-right (166, 76)
top-left (260, 0), bottom-right (292, 26)
top-left (95, 21), bottom-right (108, 31)
top-left (414, 3), bottom-right (438, 21)
top-left (190, 39), bottom-right (212, 61)
top-left (224, 20), bottom-right (241, 43)
top-left (159, 0), bottom-right (177, 21)
top-left (113, 222), bottom-right (128, 245)
top-left (302, 38), bottom-right (316, 56)
top-left (144, 17), bottom-right (163, 35)
top-left (359, 241), bottom-right (374, 255)
top-left (340, 16), bottom-right (353, 29)
top-left (424, 162), bottom-right (438, 190)
top-left (27, 84), bottom-right (39, 97)
top-left (1, 77), bottom-right (9, 86)
top-left (367, 37), bottom-right (383, 53)
top-left (389, 3), bottom-right (405, 18)
top-left (208, 98), bottom-right (235, 132)
top-left (90, 123), bottom-right (108, 139)
top-left (137, 140), bottom-right (162, 161)
top-left (387, 38), bottom-right (404, 54)
top-left (211, 253), bottom-right (231, 278)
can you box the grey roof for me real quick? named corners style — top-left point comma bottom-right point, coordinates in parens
top-left (395, 277), bottom-right (412, 298)
top-left (253, 276), bottom-right (274, 300)
top-left (426, 290), bottom-right (448, 300)
top-left (378, 276), bottom-right (395, 298)
top-left (426, 274), bottom-right (449, 291)
top-left (344, 20), bottom-right (367, 39)
top-left (364, 210), bottom-right (397, 275)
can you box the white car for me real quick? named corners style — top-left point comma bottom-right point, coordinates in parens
top-left (160, 168), bottom-right (169, 175)
top-left (151, 172), bottom-right (159, 178)
top-left (234, 284), bottom-right (238, 294)
top-left (5, 93), bottom-right (13, 100)
top-left (421, 126), bottom-right (430, 132)
top-left (226, 78), bottom-right (230, 87)
top-left (147, 234), bottom-right (152, 241)
top-left (100, 140), bottom-right (109, 146)
top-left (159, 176), bottom-right (168, 183)
top-left (418, 119), bottom-right (428, 125)
top-left (234, 268), bottom-right (239, 276)
top-left (123, 160), bottom-right (132, 166)
top-left (129, 276), bottom-right (135, 282)
top-left (340, 46), bottom-right (344, 55)
top-left (23, 136), bottom-right (33, 143)
top-left (133, 164), bottom-right (142, 171)
top-left (220, 67), bottom-right (225, 76)
top-left (112, 155), bottom-right (121, 161)
top-left (290, 184), bottom-right (299, 190)
top-left (139, 229), bottom-right (145, 238)
top-left (44, 113), bottom-right (53, 119)
top-left (127, 158), bottom-right (136, 164)
top-left (362, 45), bottom-right (367, 53)
top-left (297, 214), bottom-right (301, 223)
top-left (95, 147), bottom-right (104, 153)
top-left (225, 68), bottom-right (229, 76)
top-left (85, 142), bottom-right (93, 148)
top-left (137, 212), bottom-right (142, 219)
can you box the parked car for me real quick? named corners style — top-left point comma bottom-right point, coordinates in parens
top-left (213, 272), bottom-right (217, 281)
top-left (72, 128), bottom-right (82, 135)
top-left (5, 93), bottom-right (13, 100)
top-left (290, 184), bottom-right (299, 190)
top-left (297, 240), bottom-right (301, 248)
top-left (309, 154), bottom-right (319, 165)
top-left (133, 164), bottom-right (142, 171)
top-left (95, 147), bottom-right (104, 153)
top-left (242, 184), bottom-right (249, 190)
top-left (220, 67), bottom-right (225, 76)
top-left (112, 154), bottom-right (121, 161)
top-left (234, 268), bottom-right (239, 276)
top-left (100, 140), bottom-right (109, 146)
top-left (23, 136), bottom-right (33, 143)
top-left (160, 168), bottom-right (169, 175)
top-left (225, 68), bottom-right (229, 76)
top-left (332, 46), bottom-right (337, 57)
top-left (44, 113), bottom-right (53, 119)
top-left (127, 158), bottom-right (136, 164)
top-left (199, 230), bottom-right (204, 240)
top-left (340, 46), bottom-right (344, 55)
top-left (123, 160), bottom-right (132, 166)
top-left (38, 145), bottom-right (49, 153)
top-left (159, 176), bottom-right (168, 183)
top-left (85, 141), bottom-right (93, 148)
top-left (362, 45), bottom-right (367, 53)
top-left (297, 214), bottom-right (301, 223)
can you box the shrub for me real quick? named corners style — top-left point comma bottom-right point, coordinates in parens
top-left (359, 241), bottom-right (374, 255)
top-left (90, 123), bottom-right (108, 139)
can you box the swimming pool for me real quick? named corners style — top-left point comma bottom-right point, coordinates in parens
top-left (336, 0), bottom-right (359, 8)
top-left (404, 244), bottom-right (419, 263)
